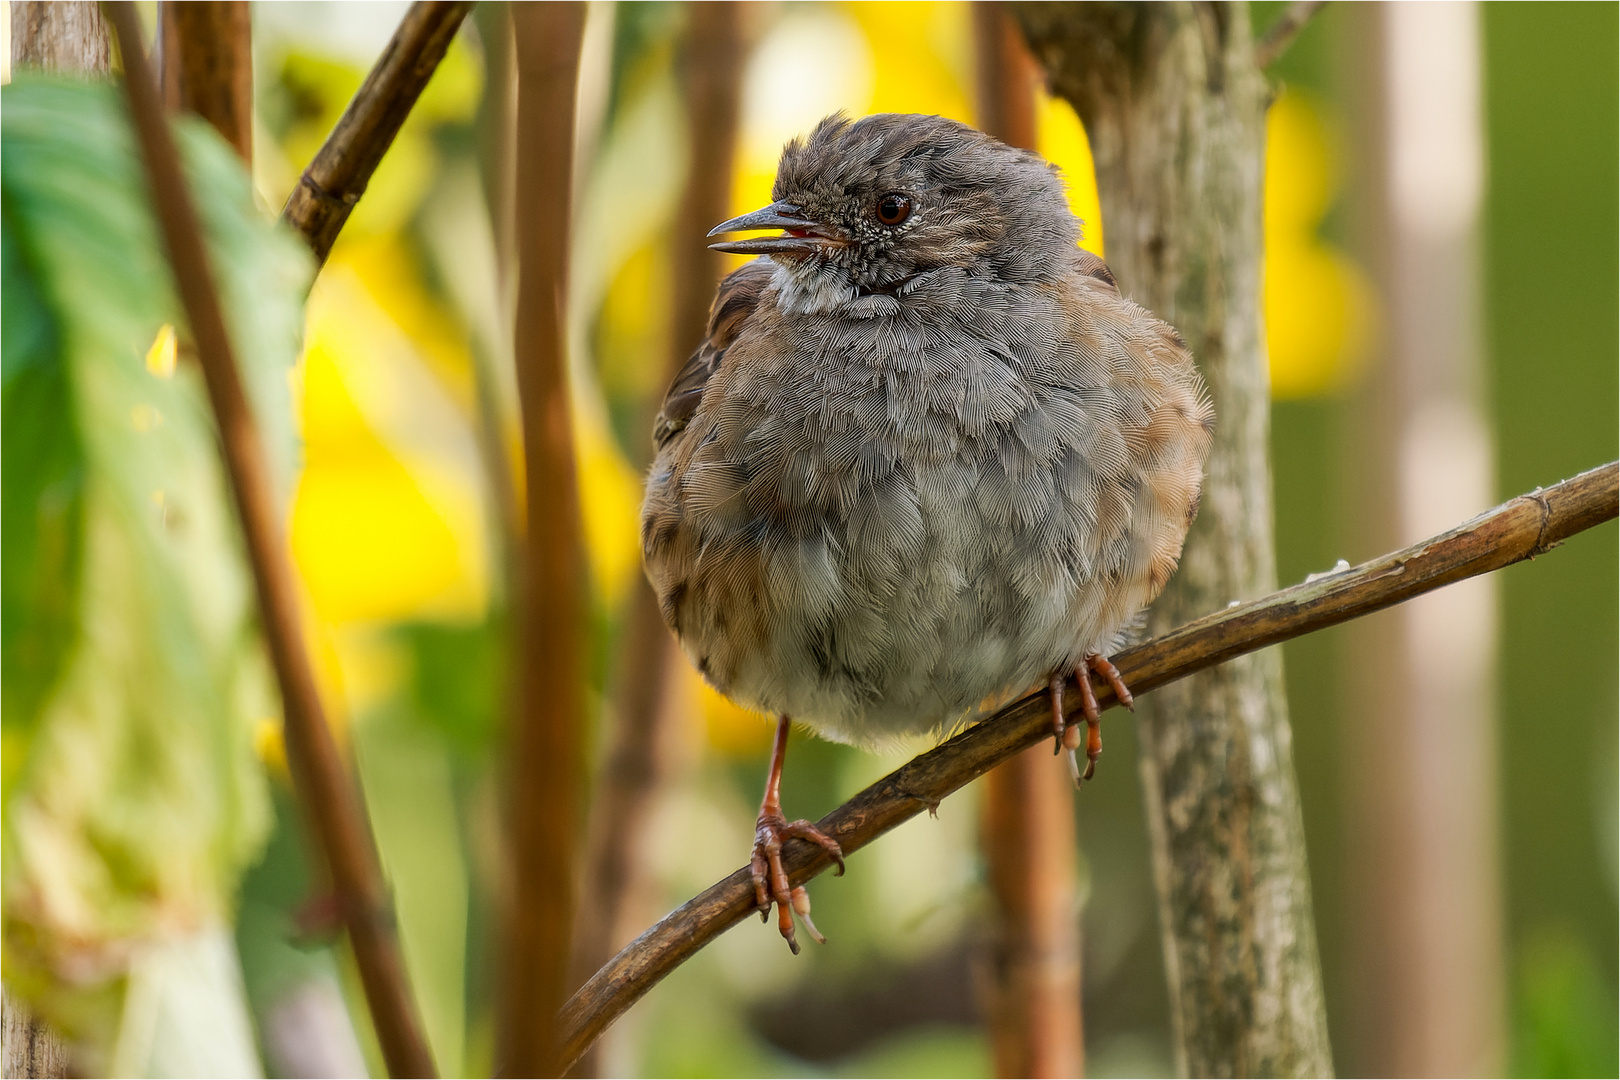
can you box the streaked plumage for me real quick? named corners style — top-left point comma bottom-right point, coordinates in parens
top-left (642, 113), bottom-right (1213, 752)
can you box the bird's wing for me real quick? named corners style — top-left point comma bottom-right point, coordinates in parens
top-left (1074, 248), bottom-right (1118, 290)
top-left (1052, 256), bottom-right (1215, 603)
top-left (653, 257), bottom-right (774, 449)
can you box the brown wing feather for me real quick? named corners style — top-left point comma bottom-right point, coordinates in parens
top-left (1074, 248), bottom-right (1118, 290)
top-left (1058, 263), bottom-right (1215, 606)
top-left (652, 258), bottom-right (775, 449)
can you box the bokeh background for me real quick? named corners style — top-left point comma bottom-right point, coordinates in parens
top-left (5, 2), bottom-right (1615, 1077)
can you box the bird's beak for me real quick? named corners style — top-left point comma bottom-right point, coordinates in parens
top-left (707, 201), bottom-right (846, 255)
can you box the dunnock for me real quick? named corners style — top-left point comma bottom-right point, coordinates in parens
top-left (641, 113), bottom-right (1213, 952)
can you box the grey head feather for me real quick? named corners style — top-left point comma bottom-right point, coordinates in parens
top-left (769, 113), bottom-right (1079, 295)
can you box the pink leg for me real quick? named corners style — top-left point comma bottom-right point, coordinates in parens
top-left (750, 714), bottom-right (844, 954)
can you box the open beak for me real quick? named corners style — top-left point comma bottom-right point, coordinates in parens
top-left (707, 201), bottom-right (846, 255)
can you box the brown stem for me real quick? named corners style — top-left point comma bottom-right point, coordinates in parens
top-left (1254, 0), bottom-right (1331, 69)
top-left (569, 11), bottom-right (748, 1073)
top-left (971, 5), bottom-right (1084, 1076)
top-left (279, 0), bottom-right (474, 266)
top-left (158, 0), bottom-right (252, 163)
top-left (103, 5), bottom-right (437, 1077)
top-left (495, 5), bottom-right (588, 1078)
top-left (663, 1), bottom-right (750, 427)
top-left (556, 462), bottom-right (1618, 1072)
top-left (980, 744), bottom-right (1085, 1079)
top-left (7, 15), bottom-right (108, 1074)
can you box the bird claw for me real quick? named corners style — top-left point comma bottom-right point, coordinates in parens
top-left (750, 810), bottom-right (843, 954)
top-left (1047, 652), bottom-right (1135, 782)
top-left (791, 886), bottom-right (826, 945)
top-left (1088, 653), bottom-right (1134, 712)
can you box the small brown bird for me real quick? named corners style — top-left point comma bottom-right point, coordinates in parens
top-left (641, 113), bottom-right (1212, 952)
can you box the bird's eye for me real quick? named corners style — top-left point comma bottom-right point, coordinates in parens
top-left (876, 193), bottom-right (912, 226)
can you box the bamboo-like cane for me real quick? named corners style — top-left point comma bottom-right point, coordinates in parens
top-left (495, 5), bottom-right (589, 1077)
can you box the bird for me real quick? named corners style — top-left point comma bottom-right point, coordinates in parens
top-left (640, 112), bottom-right (1213, 953)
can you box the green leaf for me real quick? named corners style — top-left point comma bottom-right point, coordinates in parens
top-left (1, 76), bottom-right (313, 1073)
top-left (1, 198), bottom-right (83, 762)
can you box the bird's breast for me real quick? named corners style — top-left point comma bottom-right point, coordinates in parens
top-left (642, 304), bottom-right (1170, 745)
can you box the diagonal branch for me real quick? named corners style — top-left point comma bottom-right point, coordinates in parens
top-left (557, 461), bottom-right (1617, 1071)
top-left (280, 0), bottom-right (473, 265)
top-left (1254, 0), bottom-right (1330, 69)
top-left (104, 5), bottom-right (437, 1076)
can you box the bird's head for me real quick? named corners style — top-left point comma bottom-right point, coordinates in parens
top-left (709, 113), bottom-right (1079, 296)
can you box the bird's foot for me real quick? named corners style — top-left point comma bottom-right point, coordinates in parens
top-left (1048, 653), bottom-right (1135, 784)
top-left (750, 811), bottom-right (844, 954)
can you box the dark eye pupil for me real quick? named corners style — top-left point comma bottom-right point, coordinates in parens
top-left (878, 194), bottom-right (910, 225)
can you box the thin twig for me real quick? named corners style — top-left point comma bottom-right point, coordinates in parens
top-left (279, 0), bottom-right (473, 265)
top-left (103, 5), bottom-right (437, 1076)
top-left (557, 461), bottom-right (1617, 1071)
top-left (1254, 0), bottom-right (1329, 69)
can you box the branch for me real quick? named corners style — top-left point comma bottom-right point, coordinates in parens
top-left (1254, 0), bottom-right (1329, 69)
top-left (104, 6), bottom-right (437, 1077)
top-left (558, 461), bottom-right (1618, 1071)
top-left (279, 0), bottom-right (473, 265)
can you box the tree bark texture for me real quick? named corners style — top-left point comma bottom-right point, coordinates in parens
top-left (6, 11), bottom-right (100, 1075)
top-left (158, 0), bottom-right (253, 164)
top-left (1015, 5), bottom-right (1333, 1076)
top-left (8, 1), bottom-right (108, 73)
top-left (497, 4), bottom-right (588, 1077)
top-left (1, 992), bottom-right (66, 1080)
top-left (972, 6), bottom-right (1085, 1076)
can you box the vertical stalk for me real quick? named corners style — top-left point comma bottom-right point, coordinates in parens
top-left (158, 0), bottom-right (252, 163)
top-left (972, 5), bottom-right (1085, 1077)
top-left (496, 5), bottom-right (587, 1076)
top-left (1015, 4), bottom-right (1333, 1075)
top-left (569, 18), bottom-right (747, 1073)
top-left (5, 12), bottom-right (110, 1069)
top-left (5, 12), bottom-right (105, 1076)
top-left (102, 4), bottom-right (438, 1076)
top-left (1343, 4), bottom-right (1504, 1074)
